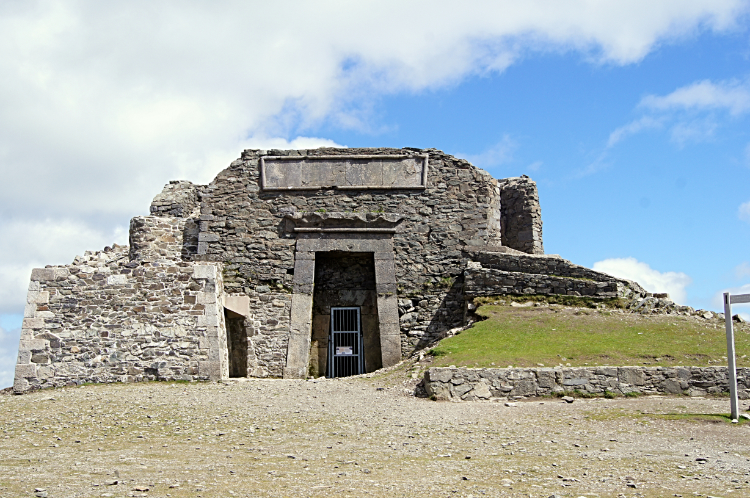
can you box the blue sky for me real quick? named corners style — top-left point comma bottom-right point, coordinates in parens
top-left (1, 1), bottom-right (750, 387)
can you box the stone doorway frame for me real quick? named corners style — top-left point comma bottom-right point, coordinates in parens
top-left (283, 233), bottom-right (401, 379)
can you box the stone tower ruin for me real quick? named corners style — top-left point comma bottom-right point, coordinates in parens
top-left (14, 148), bottom-right (644, 392)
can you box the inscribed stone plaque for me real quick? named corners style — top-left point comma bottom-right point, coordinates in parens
top-left (260, 155), bottom-right (427, 190)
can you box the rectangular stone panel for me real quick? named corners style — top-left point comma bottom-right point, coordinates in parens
top-left (260, 155), bottom-right (428, 190)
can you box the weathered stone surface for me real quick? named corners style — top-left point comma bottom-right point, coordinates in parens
top-left (498, 176), bottom-right (543, 254)
top-left (261, 155), bottom-right (427, 190)
top-left (13, 240), bottom-right (225, 392)
top-left (424, 366), bottom-right (750, 401)
top-left (150, 180), bottom-right (203, 217)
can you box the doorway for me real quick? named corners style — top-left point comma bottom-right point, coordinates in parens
top-left (310, 251), bottom-right (381, 377)
top-left (224, 308), bottom-right (247, 377)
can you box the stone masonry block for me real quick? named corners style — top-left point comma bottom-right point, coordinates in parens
top-left (293, 258), bottom-right (315, 285)
top-left (16, 349), bottom-right (31, 364)
top-left (374, 258), bottom-right (396, 284)
top-left (197, 314), bottom-right (219, 327)
top-left (198, 232), bottom-right (220, 242)
top-left (23, 303), bottom-right (36, 318)
top-left (376, 295), bottom-right (399, 325)
top-left (224, 295), bottom-right (250, 317)
top-left (30, 268), bottom-right (55, 281)
top-left (290, 293), bottom-right (313, 327)
top-left (15, 363), bottom-right (37, 378)
top-left (427, 367), bottom-right (454, 383)
top-left (285, 329), bottom-right (312, 379)
top-left (27, 291), bottom-right (49, 304)
top-left (379, 332), bottom-right (402, 367)
top-left (618, 367), bottom-right (645, 386)
top-left (22, 318), bottom-right (44, 330)
top-left (293, 283), bottom-right (314, 294)
top-left (197, 291), bottom-right (217, 305)
top-left (20, 339), bottom-right (48, 352)
top-left (106, 274), bottom-right (128, 285)
top-left (193, 264), bottom-right (217, 280)
top-left (376, 283), bottom-right (397, 294)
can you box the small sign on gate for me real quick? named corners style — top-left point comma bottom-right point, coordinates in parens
top-left (336, 346), bottom-right (353, 356)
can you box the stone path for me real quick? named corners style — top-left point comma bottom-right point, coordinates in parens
top-left (1, 370), bottom-right (749, 497)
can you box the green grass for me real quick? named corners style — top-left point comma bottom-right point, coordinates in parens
top-left (429, 302), bottom-right (750, 368)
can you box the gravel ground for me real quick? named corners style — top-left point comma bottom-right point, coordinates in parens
top-left (1, 365), bottom-right (749, 498)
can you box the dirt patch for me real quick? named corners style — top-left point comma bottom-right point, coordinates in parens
top-left (1, 370), bottom-right (749, 497)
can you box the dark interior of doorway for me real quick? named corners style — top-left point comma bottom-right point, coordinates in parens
top-left (311, 251), bottom-right (381, 378)
top-left (224, 308), bottom-right (247, 377)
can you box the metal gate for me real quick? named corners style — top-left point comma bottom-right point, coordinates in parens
top-left (328, 307), bottom-right (363, 378)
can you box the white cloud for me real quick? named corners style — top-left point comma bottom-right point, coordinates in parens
top-left (734, 262), bottom-right (750, 279)
top-left (593, 257), bottom-right (692, 304)
top-left (462, 135), bottom-right (517, 169)
top-left (639, 79), bottom-right (750, 115)
top-left (245, 136), bottom-right (344, 151)
top-left (527, 161), bottom-right (543, 172)
top-left (607, 116), bottom-right (664, 147)
top-left (0, 1), bottom-right (745, 316)
top-left (608, 78), bottom-right (750, 147)
top-left (738, 201), bottom-right (750, 222)
top-left (669, 118), bottom-right (718, 146)
top-left (0, 324), bottom-right (20, 389)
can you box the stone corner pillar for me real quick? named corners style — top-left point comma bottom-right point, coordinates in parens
top-left (284, 254), bottom-right (315, 379)
top-left (374, 252), bottom-right (401, 368)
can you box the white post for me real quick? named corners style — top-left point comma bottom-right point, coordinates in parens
top-left (723, 292), bottom-right (739, 421)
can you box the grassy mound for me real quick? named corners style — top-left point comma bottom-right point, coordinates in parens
top-left (429, 300), bottom-right (750, 368)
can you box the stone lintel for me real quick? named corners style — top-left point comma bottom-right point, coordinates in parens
top-left (224, 295), bottom-right (250, 317)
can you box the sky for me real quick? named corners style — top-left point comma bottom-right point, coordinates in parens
top-left (2, 0), bottom-right (750, 387)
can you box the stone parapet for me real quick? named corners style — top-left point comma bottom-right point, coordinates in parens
top-left (424, 366), bottom-right (750, 401)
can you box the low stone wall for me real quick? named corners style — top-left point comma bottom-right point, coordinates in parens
top-left (463, 267), bottom-right (631, 299)
top-left (466, 251), bottom-right (644, 289)
top-left (14, 244), bottom-right (228, 393)
top-left (424, 366), bottom-right (750, 401)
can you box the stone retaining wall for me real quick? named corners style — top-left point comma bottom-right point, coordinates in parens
top-left (424, 366), bottom-right (750, 401)
top-left (463, 267), bottom-right (641, 299)
top-left (465, 251), bottom-right (646, 292)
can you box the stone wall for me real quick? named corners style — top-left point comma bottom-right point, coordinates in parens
top-left (14, 223), bottom-right (228, 393)
top-left (15, 146), bottom-right (625, 388)
top-left (193, 147), bottom-right (526, 371)
top-left (498, 176), bottom-right (543, 254)
top-left (150, 180), bottom-right (203, 217)
top-left (463, 251), bottom-right (646, 300)
top-left (466, 251), bottom-right (643, 286)
top-left (424, 366), bottom-right (750, 401)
